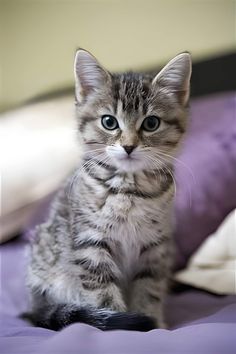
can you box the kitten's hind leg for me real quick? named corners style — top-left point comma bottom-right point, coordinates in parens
top-left (129, 277), bottom-right (168, 329)
top-left (23, 279), bottom-right (155, 331)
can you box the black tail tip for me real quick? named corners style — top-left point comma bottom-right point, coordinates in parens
top-left (104, 312), bottom-right (156, 331)
top-left (20, 308), bottom-right (157, 332)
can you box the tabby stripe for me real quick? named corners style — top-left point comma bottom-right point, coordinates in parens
top-left (143, 168), bottom-right (173, 180)
top-left (134, 96), bottom-right (140, 111)
top-left (83, 158), bottom-right (116, 172)
top-left (72, 259), bottom-right (117, 283)
top-left (166, 119), bottom-right (185, 133)
top-left (81, 220), bottom-right (100, 230)
top-left (81, 116), bottom-right (97, 121)
top-left (140, 236), bottom-right (168, 255)
top-left (81, 281), bottom-right (104, 290)
top-left (81, 275), bottom-right (116, 290)
top-left (83, 165), bottom-right (115, 185)
top-left (141, 86), bottom-right (149, 115)
top-left (109, 180), bottom-right (172, 199)
top-left (162, 140), bottom-right (179, 147)
top-left (142, 100), bottom-right (148, 115)
top-left (70, 212), bottom-right (99, 232)
top-left (81, 278), bottom-right (116, 290)
top-left (79, 116), bottom-right (97, 132)
top-left (147, 293), bottom-right (161, 303)
top-left (142, 170), bottom-right (159, 180)
top-left (133, 268), bottom-right (162, 281)
top-left (109, 188), bottom-right (160, 199)
top-left (73, 239), bottom-right (113, 256)
top-left (99, 294), bottom-right (114, 308)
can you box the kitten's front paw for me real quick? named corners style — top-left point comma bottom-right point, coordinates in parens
top-left (102, 300), bottom-right (127, 312)
top-left (99, 285), bottom-right (127, 312)
top-left (154, 317), bottom-right (168, 329)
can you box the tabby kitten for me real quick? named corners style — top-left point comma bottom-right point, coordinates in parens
top-left (26, 50), bottom-right (191, 331)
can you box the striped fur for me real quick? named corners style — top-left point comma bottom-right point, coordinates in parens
top-left (26, 50), bottom-right (191, 331)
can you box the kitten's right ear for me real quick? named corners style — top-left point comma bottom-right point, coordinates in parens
top-left (74, 49), bottom-right (111, 103)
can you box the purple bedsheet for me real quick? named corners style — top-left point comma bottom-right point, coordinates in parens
top-left (1, 91), bottom-right (236, 353)
top-left (1, 236), bottom-right (236, 354)
top-left (174, 91), bottom-right (236, 268)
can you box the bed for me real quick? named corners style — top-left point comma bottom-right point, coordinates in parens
top-left (1, 236), bottom-right (235, 354)
top-left (1, 54), bottom-right (236, 354)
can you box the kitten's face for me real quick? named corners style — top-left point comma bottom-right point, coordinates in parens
top-left (74, 50), bottom-right (191, 173)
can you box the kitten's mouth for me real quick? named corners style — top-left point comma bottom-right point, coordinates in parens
top-left (106, 147), bottom-right (145, 172)
top-left (116, 153), bottom-right (141, 165)
top-left (112, 155), bottom-right (144, 172)
top-left (119, 155), bottom-right (136, 161)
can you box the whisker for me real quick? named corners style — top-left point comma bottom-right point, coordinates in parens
top-left (154, 154), bottom-right (192, 207)
top-left (66, 154), bottom-right (106, 201)
top-left (68, 151), bottom-right (114, 201)
top-left (149, 149), bottom-right (196, 208)
top-left (145, 155), bottom-right (167, 183)
top-left (154, 150), bottom-right (197, 186)
top-left (83, 148), bottom-right (105, 154)
top-left (85, 141), bottom-right (105, 145)
top-left (147, 155), bottom-right (177, 198)
top-left (145, 157), bottom-right (164, 190)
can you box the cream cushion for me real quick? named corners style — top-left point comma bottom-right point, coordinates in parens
top-left (175, 209), bottom-right (236, 294)
top-left (0, 95), bottom-right (80, 242)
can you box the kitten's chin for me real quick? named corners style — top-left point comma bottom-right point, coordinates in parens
top-left (112, 157), bottom-right (145, 173)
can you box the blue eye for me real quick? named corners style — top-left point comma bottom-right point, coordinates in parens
top-left (142, 116), bottom-right (160, 132)
top-left (101, 115), bottom-right (119, 130)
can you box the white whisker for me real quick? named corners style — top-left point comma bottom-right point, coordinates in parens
top-left (155, 150), bottom-right (197, 186)
top-left (154, 153), bottom-right (192, 208)
top-left (147, 155), bottom-right (177, 198)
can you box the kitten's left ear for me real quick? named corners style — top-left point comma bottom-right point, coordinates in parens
top-left (152, 53), bottom-right (192, 105)
top-left (74, 49), bottom-right (111, 103)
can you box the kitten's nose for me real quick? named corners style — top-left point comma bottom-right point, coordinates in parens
top-left (123, 145), bottom-right (135, 155)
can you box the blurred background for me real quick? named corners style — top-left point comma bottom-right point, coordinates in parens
top-left (0, 0), bottom-right (235, 247)
top-left (0, 0), bottom-right (236, 322)
top-left (0, 0), bottom-right (235, 112)
top-left (1, 3), bottom-right (236, 349)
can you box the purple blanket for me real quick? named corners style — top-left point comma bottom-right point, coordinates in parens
top-left (1, 91), bottom-right (236, 353)
top-left (1, 236), bottom-right (235, 354)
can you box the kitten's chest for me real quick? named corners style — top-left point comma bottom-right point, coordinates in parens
top-left (85, 173), bottom-right (172, 275)
top-left (102, 196), bottom-right (163, 277)
top-left (118, 234), bottom-right (140, 280)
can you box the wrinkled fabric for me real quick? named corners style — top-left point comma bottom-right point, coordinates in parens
top-left (1, 236), bottom-right (235, 354)
top-left (174, 92), bottom-right (236, 268)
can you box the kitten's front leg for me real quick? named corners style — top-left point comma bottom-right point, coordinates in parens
top-left (129, 275), bottom-right (168, 328)
top-left (27, 249), bottom-right (127, 331)
top-left (73, 245), bottom-right (126, 312)
top-left (92, 283), bottom-right (127, 312)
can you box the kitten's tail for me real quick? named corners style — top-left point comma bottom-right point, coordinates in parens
top-left (22, 304), bottom-right (156, 332)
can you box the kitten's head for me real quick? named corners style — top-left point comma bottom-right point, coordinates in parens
top-left (74, 49), bottom-right (191, 173)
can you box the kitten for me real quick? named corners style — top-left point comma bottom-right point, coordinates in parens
top-left (25, 50), bottom-right (191, 331)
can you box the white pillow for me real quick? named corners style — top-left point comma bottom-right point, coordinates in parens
top-left (175, 209), bottom-right (236, 294)
top-left (0, 95), bottom-right (80, 243)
